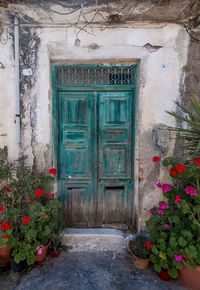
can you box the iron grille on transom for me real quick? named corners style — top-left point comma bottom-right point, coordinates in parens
top-left (54, 65), bottom-right (137, 87)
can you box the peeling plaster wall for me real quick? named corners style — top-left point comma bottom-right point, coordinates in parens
top-left (0, 4), bottom-right (191, 228)
top-left (0, 26), bottom-right (16, 160)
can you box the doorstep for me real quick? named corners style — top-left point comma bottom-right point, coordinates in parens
top-left (61, 228), bottom-right (135, 252)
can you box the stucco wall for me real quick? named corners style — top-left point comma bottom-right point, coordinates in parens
top-left (0, 4), bottom-right (191, 228)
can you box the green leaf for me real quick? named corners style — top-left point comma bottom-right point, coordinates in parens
top-left (150, 254), bottom-right (159, 264)
top-left (154, 263), bottom-right (162, 273)
top-left (159, 251), bottom-right (166, 260)
top-left (152, 245), bottom-right (159, 255)
top-left (185, 245), bottom-right (198, 258)
top-left (186, 260), bottom-right (197, 270)
top-left (168, 267), bottom-right (178, 278)
top-left (173, 260), bottom-right (183, 270)
top-left (178, 236), bottom-right (187, 247)
top-left (169, 236), bottom-right (177, 248)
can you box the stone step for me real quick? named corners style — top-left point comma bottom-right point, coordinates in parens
top-left (61, 228), bottom-right (134, 252)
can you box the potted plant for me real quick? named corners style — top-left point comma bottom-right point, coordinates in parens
top-left (11, 186), bottom-right (61, 266)
top-left (0, 147), bottom-right (62, 270)
top-left (128, 234), bottom-right (152, 269)
top-left (0, 147), bottom-right (18, 264)
top-left (49, 223), bottom-right (64, 258)
top-left (147, 156), bottom-right (200, 285)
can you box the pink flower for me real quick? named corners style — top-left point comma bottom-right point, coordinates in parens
top-left (149, 210), bottom-right (155, 216)
top-left (156, 183), bottom-right (161, 188)
top-left (161, 184), bottom-right (172, 192)
top-left (159, 202), bottom-right (169, 210)
top-left (164, 224), bottom-right (170, 228)
top-left (174, 254), bottom-right (183, 261)
top-left (157, 209), bottom-right (164, 215)
top-left (185, 186), bottom-right (197, 196)
top-left (36, 245), bottom-right (44, 255)
top-left (175, 195), bottom-right (182, 204)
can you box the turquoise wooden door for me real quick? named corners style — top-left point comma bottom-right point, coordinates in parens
top-left (97, 92), bottom-right (133, 226)
top-left (58, 90), bottom-right (134, 227)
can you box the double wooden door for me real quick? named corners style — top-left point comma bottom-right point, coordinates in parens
top-left (58, 90), bottom-right (134, 227)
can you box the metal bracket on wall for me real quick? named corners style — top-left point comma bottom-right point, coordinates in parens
top-left (152, 129), bottom-right (165, 151)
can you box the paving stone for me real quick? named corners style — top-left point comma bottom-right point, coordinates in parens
top-left (0, 251), bottom-right (186, 290)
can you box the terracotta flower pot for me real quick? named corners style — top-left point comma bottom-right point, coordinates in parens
top-left (35, 241), bottom-right (51, 263)
top-left (49, 249), bottom-right (61, 258)
top-left (128, 241), bottom-right (150, 269)
top-left (178, 260), bottom-right (200, 290)
top-left (158, 270), bottom-right (170, 281)
top-left (0, 245), bottom-right (12, 264)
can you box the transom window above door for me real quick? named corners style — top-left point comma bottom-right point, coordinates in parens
top-left (53, 65), bottom-right (137, 87)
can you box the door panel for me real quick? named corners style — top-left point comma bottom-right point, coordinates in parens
top-left (99, 92), bottom-right (132, 180)
top-left (62, 183), bottom-right (93, 227)
top-left (59, 92), bottom-right (93, 180)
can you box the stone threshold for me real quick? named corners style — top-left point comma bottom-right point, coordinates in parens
top-left (61, 228), bottom-right (135, 252)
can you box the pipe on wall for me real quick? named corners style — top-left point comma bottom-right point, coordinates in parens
top-left (14, 16), bottom-right (20, 151)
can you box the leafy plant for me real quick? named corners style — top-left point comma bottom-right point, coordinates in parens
top-left (131, 235), bottom-right (151, 259)
top-left (147, 157), bottom-right (200, 278)
top-left (0, 146), bottom-right (62, 265)
top-left (166, 94), bottom-right (200, 160)
top-left (49, 223), bottom-right (64, 251)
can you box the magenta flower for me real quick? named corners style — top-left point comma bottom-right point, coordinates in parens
top-left (160, 202), bottom-right (169, 210)
top-left (164, 224), bottom-right (169, 228)
top-left (185, 186), bottom-right (197, 196)
top-left (36, 245), bottom-right (44, 255)
top-left (175, 198), bottom-right (182, 204)
top-left (157, 209), bottom-right (164, 215)
top-left (156, 183), bottom-right (161, 188)
top-left (174, 254), bottom-right (183, 261)
top-left (149, 210), bottom-right (155, 216)
top-left (161, 184), bottom-right (172, 192)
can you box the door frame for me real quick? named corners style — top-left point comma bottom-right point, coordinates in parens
top-left (51, 64), bottom-right (138, 226)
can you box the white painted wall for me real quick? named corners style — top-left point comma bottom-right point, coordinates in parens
top-left (0, 18), bottom-right (189, 227)
top-left (0, 32), bottom-right (16, 160)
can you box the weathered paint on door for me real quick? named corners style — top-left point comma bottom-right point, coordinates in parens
top-left (58, 90), bottom-right (134, 227)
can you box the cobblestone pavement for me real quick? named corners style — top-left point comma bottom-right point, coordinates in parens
top-left (0, 251), bottom-right (186, 290)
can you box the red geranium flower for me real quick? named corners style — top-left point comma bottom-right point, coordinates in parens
top-left (22, 216), bottom-right (31, 224)
top-left (1, 221), bottom-right (12, 231)
top-left (194, 159), bottom-right (200, 166)
top-left (152, 156), bottom-right (160, 163)
top-left (55, 192), bottom-right (58, 195)
top-left (170, 168), bottom-right (178, 176)
top-left (35, 189), bottom-right (44, 198)
top-left (146, 241), bottom-right (152, 249)
top-left (1, 234), bottom-right (9, 239)
top-left (45, 192), bottom-right (52, 198)
top-left (7, 188), bottom-right (12, 192)
top-left (29, 199), bottom-right (35, 203)
top-left (49, 168), bottom-right (57, 175)
top-left (176, 164), bottom-right (186, 173)
top-left (0, 206), bottom-right (5, 212)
